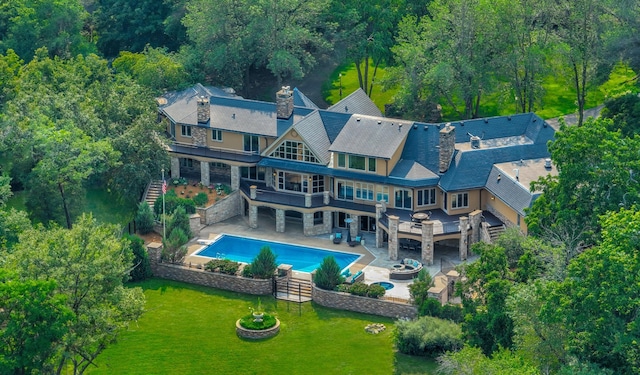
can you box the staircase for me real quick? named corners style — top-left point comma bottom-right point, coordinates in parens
top-left (144, 180), bottom-right (163, 207)
top-left (487, 225), bottom-right (506, 243)
top-left (274, 277), bottom-right (313, 302)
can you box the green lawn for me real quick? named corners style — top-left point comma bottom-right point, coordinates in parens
top-left (323, 62), bottom-right (399, 114)
top-left (84, 187), bottom-right (134, 226)
top-left (89, 279), bottom-right (438, 375)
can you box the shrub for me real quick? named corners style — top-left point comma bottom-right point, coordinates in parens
top-left (348, 282), bottom-right (369, 296)
top-left (162, 228), bottom-right (188, 263)
top-left (367, 284), bottom-right (386, 299)
top-left (394, 316), bottom-right (463, 356)
top-left (125, 234), bottom-right (152, 281)
top-left (418, 295), bottom-right (464, 323)
top-left (193, 192), bottom-right (208, 207)
top-left (135, 202), bottom-right (155, 234)
top-left (409, 269), bottom-right (433, 307)
top-left (241, 264), bottom-right (253, 278)
top-left (153, 190), bottom-right (196, 216)
top-left (167, 206), bottom-right (192, 239)
top-left (343, 282), bottom-right (385, 298)
top-left (205, 259), bottom-right (239, 274)
top-left (314, 256), bottom-right (344, 290)
top-left (239, 314), bottom-right (277, 330)
top-left (250, 246), bottom-right (277, 279)
top-left (336, 284), bottom-right (351, 293)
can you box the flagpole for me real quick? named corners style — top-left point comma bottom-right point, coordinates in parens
top-left (161, 168), bottom-right (166, 240)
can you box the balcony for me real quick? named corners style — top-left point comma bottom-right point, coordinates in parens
top-left (169, 142), bottom-right (262, 164)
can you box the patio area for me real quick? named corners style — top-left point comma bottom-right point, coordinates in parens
top-left (185, 212), bottom-right (475, 302)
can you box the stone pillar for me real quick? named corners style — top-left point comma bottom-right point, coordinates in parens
top-left (459, 216), bottom-right (469, 261)
top-left (230, 165), bottom-right (240, 191)
top-left (323, 191), bottom-right (330, 205)
top-left (265, 168), bottom-right (273, 188)
top-left (303, 212), bottom-right (313, 236)
top-left (200, 161), bottom-right (210, 187)
top-left (323, 211), bottom-right (332, 233)
top-left (171, 157), bottom-right (180, 178)
top-left (248, 204), bottom-right (258, 229)
top-left (439, 124), bottom-right (456, 173)
top-left (468, 209), bottom-right (482, 246)
top-left (388, 215), bottom-right (399, 261)
top-left (421, 221), bottom-right (434, 266)
top-left (375, 204), bottom-right (384, 248)
top-left (480, 222), bottom-right (491, 243)
top-left (189, 213), bottom-right (201, 236)
top-left (275, 209), bottom-right (285, 233)
top-left (250, 185), bottom-right (257, 199)
top-left (305, 193), bottom-right (312, 208)
top-left (349, 214), bottom-right (359, 239)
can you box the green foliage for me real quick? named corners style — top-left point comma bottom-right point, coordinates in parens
top-left (204, 259), bottom-right (240, 275)
top-left (167, 206), bottom-right (192, 239)
top-left (419, 299), bottom-right (464, 324)
top-left (395, 316), bottom-right (463, 356)
top-left (154, 190), bottom-right (196, 216)
top-left (601, 91), bottom-right (640, 137)
top-left (113, 47), bottom-right (189, 93)
top-left (437, 346), bottom-right (538, 374)
top-left (135, 202), bottom-right (155, 234)
top-left (0, 270), bottom-right (73, 375)
top-left (409, 268), bottom-right (433, 307)
top-left (0, 208), bottom-right (31, 251)
top-left (162, 227), bottom-right (188, 264)
top-left (241, 263), bottom-right (253, 278)
top-left (249, 246), bottom-right (278, 279)
top-left (339, 282), bottom-right (386, 299)
top-left (6, 214), bottom-right (145, 374)
top-left (193, 192), bottom-right (209, 207)
top-left (238, 313), bottom-right (277, 330)
top-left (313, 256), bottom-right (344, 290)
top-left (125, 234), bottom-right (152, 282)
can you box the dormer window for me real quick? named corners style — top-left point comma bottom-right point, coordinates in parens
top-left (181, 125), bottom-right (191, 137)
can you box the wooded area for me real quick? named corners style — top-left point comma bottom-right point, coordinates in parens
top-left (0, 0), bottom-right (639, 374)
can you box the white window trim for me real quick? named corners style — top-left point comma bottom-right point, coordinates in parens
top-left (181, 125), bottom-right (191, 137)
top-left (417, 188), bottom-right (437, 207)
top-left (212, 129), bottom-right (223, 142)
top-left (451, 192), bottom-right (469, 209)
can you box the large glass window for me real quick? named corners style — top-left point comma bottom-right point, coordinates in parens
top-left (311, 175), bottom-right (325, 193)
top-left (451, 192), bottom-right (469, 209)
top-left (337, 180), bottom-right (354, 200)
top-left (417, 188), bottom-right (437, 206)
top-left (355, 182), bottom-right (374, 201)
top-left (243, 134), bottom-right (259, 153)
top-left (395, 189), bottom-right (412, 209)
top-left (270, 140), bottom-right (319, 163)
top-left (241, 166), bottom-right (265, 181)
top-left (349, 155), bottom-right (365, 170)
top-left (181, 125), bottom-right (191, 137)
top-left (376, 185), bottom-right (389, 203)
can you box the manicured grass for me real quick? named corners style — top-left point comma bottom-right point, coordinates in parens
top-left (89, 279), bottom-right (437, 375)
top-left (84, 187), bottom-right (134, 226)
top-left (323, 62), bottom-right (398, 114)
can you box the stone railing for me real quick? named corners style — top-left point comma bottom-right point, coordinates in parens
top-left (312, 284), bottom-right (417, 319)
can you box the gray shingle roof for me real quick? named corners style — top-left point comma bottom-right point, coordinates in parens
top-left (329, 115), bottom-right (412, 159)
top-left (390, 160), bottom-right (440, 181)
top-left (293, 88), bottom-right (319, 109)
top-left (327, 88), bottom-right (382, 117)
top-left (291, 111), bottom-right (331, 164)
top-left (485, 166), bottom-right (534, 216)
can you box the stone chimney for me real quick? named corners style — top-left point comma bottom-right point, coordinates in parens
top-left (197, 96), bottom-right (210, 124)
top-left (439, 123), bottom-right (456, 173)
top-left (276, 86), bottom-right (294, 119)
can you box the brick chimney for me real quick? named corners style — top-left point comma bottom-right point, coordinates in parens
top-left (439, 123), bottom-right (456, 173)
top-left (276, 86), bottom-right (294, 119)
top-left (197, 96), bottom-right (210, 124)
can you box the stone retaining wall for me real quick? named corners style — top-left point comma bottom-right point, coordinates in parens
top-left (235, 318), bottom-right (280, 340)
top-left (197, 191), bottom-right (241, 225)
top-left (312, 285), bottom-right (417, 319)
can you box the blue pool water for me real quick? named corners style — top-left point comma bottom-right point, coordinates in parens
top-left (194, 234), bottom-right (360, 272)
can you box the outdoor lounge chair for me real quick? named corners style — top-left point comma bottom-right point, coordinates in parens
top-left (348, 235), bottom-right (362, 247)
top-left (333, 231), bottom-right (343, 244)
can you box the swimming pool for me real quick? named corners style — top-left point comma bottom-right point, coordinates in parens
top-left (194, 234), bottom-right (361, 273)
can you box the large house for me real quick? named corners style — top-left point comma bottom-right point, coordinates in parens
top-left (158, 84), bottom-right (557, 266)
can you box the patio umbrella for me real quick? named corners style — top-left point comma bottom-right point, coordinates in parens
top-left (345, 218), bottom-right (353, 243)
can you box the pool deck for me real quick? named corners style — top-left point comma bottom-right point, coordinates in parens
top-left (184, 214), bottom-right (475, 301)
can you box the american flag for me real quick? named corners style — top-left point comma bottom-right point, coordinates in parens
top-left (162, 180), bottom-right (167, 195)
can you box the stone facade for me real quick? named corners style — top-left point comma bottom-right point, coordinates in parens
top-left (200, 160), bottom-right (210, 186)
top-left (197, 96), bottom-right (210, 123)
top-left (231, 166), bottom-right (240, 191)
top-left (276, 86), bottom-right (293, 119)
top-left (312, 285), bottom-right (417, 319)
top-left (197, 191), bottom-right (241, 225)
top-left (303, 211), bottom-right (332, 236)
top-left (439, 124), bottom-right (456, 173)
top-left (275, 208), bottom-right (285, 233)
top-left (171, 157), bottom-right (180, 178)
top-left (421, 221), bottom-right (434, 265)
top-left (468, 209), bottom-right (483, 245)
top-left (192, 126), bottom-right (207, 147)
top-left (459, 216), bottom-right (469, 260)
top-left (189, 213), bottom-right (202, 236)
top-left (388, 215), bottom-right (399, 260)
top-left (375, 204), bottom-right (384, 248)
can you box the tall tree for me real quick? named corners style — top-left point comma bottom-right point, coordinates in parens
top-left (7, 214), bottom-right (145, 375)
top-left (526, 117), bottom-right (640, 248)
top-left (112, 47), bottom-right (189, 93)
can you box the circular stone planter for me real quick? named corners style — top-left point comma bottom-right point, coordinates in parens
top-left (236, 318), bottom-right (280, 340)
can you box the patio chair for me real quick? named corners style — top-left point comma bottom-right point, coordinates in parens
top-left (348, 235), bottom-right (362, 247)
top-left (333, 231), bottom-right (343, 244)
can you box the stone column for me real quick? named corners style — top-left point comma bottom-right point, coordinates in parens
top-left (200, 161), bottom-right (210, 187)
top-left (250, 185), bottom-right (257, 199)
top-left (388, 215), bottom-right (399, 261)
top-left (303, 212), bottom-right (313, 236)
top-left (170, 157), bottom-right (180, 179)
top-left (480, 222), bottom-right (491, 243)
top-left (421, 221), bottom-right (434, 266)
top-left (349, 214), bottom-right (359, 240)
top-left (265, 168), bottom-right (273, 188)
top-left (468, 209), bottom-right (483, 246)
top-left (275, 208), bottom-right (285, 233)
top-left (248, 204), bottom-right (258, 229)
top-left (459, 216), bottom-right (469, 261)
top-left (189, 213), bottom-right (201, 237)
top-left (323, 211), bottom-right (332, 233)
top-left (323, 191), bottom-right (330, 205)
top-left (375, 204), bottom-right (384, 248)
top-left (305, 193), bottom-right (312, 208)
top-left (230, 165), bottom-right (240, 191)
